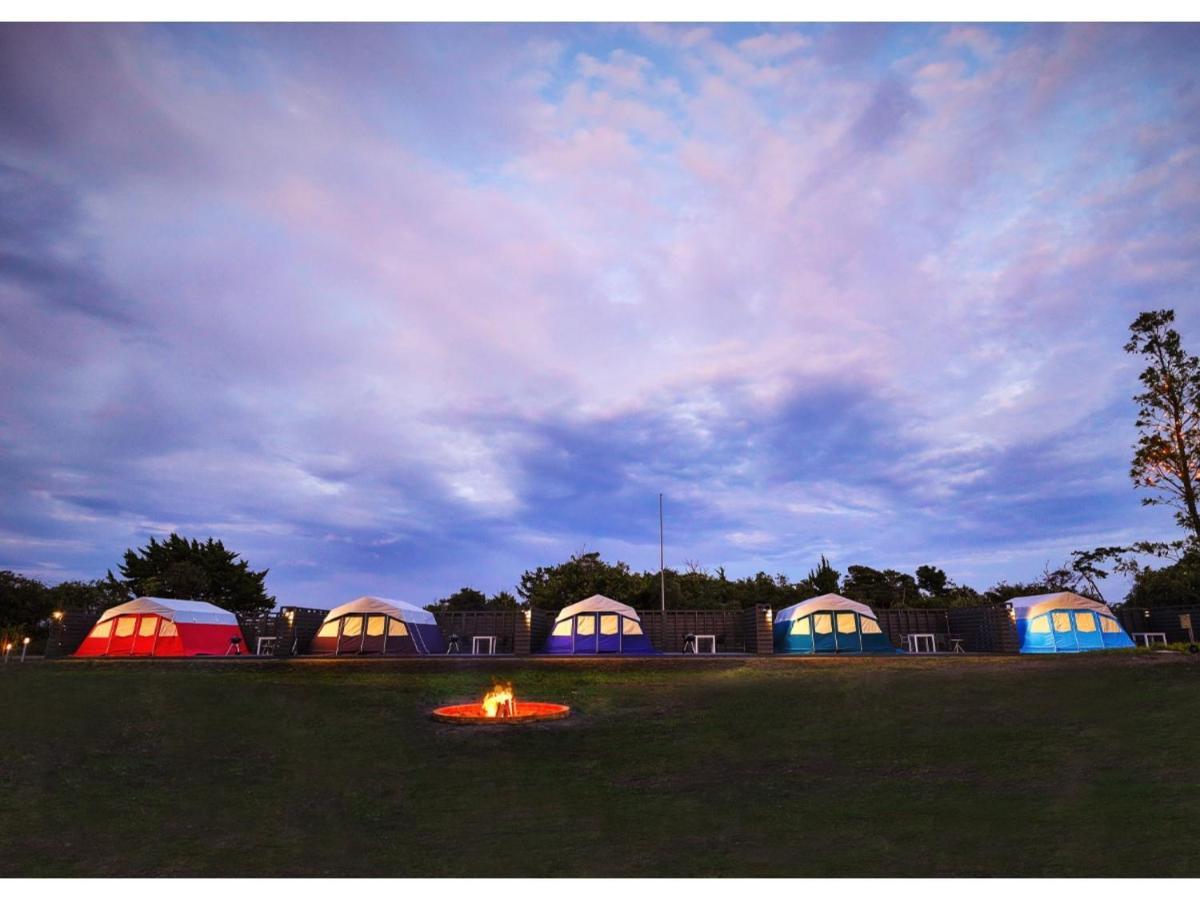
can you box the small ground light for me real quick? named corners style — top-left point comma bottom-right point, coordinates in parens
top-left (21, 637), bottom-right (30, 662)
top-left (2, 642), bottom-right (10, 663)
top-left (52, 611), bottom-right (63, 621)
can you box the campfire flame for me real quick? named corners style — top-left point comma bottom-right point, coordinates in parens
top-left (481, 682), bottom-right (516, 718)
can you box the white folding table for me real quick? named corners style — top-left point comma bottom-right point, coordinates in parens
top-left (472, 635), bottom-right (497, 655)
top-left (694, 634), bottom-right (717, 654)
top-left (906, 633), bottom-right (936, 653)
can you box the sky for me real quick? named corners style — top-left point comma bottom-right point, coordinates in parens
top-left (1, 22), bottom-right (1199, 608)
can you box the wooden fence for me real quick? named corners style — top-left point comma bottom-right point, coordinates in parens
top-left (636, 607), bottom-right (747, 653)
top-left (43, 610), bottom-right (101, 658)
top-left (434, 610), bottom-right (529, 654)
top-left (947, 604), bottom-right (1020, 652)
top-left (271, 606), bottom-right (329, 656)
top-left (1116, 604), bottom-right (1200, 644)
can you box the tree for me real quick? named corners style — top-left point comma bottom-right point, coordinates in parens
top-left (517, 551), bottom-right (641, 610)
top-left (46, 579), bottom-right (123, 615)
top-left (105, 533), bottom-right (274, 616)
top-left (488, 590), bottom-right (519, 609)
top-left (0, 571), bottom-right (51, 648)
top-left (1125, 310), bottom-right (1200, 543)
top-left (799, 555), bottom-right (840, 596)
top-left (841, 565), bottom-right (918, 608)
top-left (1125, 548), bottom-right (1200, 607)
top-left (426, 587), bottom-right (521, 612)
top-left (915, 565), bottom-right (949, 596)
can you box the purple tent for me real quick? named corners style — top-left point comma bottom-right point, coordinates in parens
top-left (540, 594), bottom-right (657, 654)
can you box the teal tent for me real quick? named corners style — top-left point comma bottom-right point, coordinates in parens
top-left (773, 594), bottom-right (898, 654)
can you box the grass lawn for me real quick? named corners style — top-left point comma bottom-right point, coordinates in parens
top-left (1, 653), bottom-right (1197, 877)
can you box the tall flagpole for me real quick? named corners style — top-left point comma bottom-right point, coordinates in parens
top-left (659, 493), bottom-right (665, 613)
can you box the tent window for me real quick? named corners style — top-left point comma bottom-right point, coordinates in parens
top-left (138, 616), bottom-right (159, 637)
top-left (622, 617), bottom-right (642, 635)
top-left (115, 617), bottom-right (136, 637)
top-left (861, 617), bottom-right (882, 635)
top-left (551, 619), bottom-right (572, 637)
top-left (1074, 612), bottom-right (1096, 632)
top-left (600, 614), bottom-right (619, 635)
top-left (366, 615), bottom-right (386, 637)
top-left (1030, 615), bottom-right (1050, 634)
top-left (576, 615), bottom-right (595, 636)
top-left (342, 616), bottom-right (363, 638)
top-left (836, 612), bottom-right (857, 634)
top-left (1100, 616), bottom-right (1121, 634)
top-left (92, 620), bottom-right (113, 638)
top-left (316, 621), bottom-right (339, 638)
top-left (813, 614), bottom-right (833, 634)
top-left (158, 620), bottom-right (178, 637)
top-left (387, 618), bottom-right (407, 637)
top-left (1052, 612), bottom-right (1072, 633)
top-left (791, 617), bottom-right (811, 636)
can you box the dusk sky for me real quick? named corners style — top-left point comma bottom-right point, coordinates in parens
top-left (2, 22), bottom-right (1199, 607)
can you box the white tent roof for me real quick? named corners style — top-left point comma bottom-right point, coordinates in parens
top-left (555, 594), bottom-right (641, 622)
top-left (774, 593), bottom-right (878, 623)
top-left (322, 596), bottom-right (436, 626)
top-left (98, 597), bottom-right (238, 626)
top-left (1007, 592), bottom-right (1114, 620)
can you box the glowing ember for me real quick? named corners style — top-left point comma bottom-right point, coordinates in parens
top-left (481, 682), bottom-right (516, 718)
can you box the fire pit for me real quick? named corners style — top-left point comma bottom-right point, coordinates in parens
top-left (431, 682), bottom-right (570, 726)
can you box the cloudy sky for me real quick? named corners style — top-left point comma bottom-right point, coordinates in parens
top-left (2, 23), bottom-right (1198, 606)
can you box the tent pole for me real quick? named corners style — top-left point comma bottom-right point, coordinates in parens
top-left (659, 493), bottom-right (665, 614)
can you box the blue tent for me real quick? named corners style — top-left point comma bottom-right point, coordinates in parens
top-left (1008, 592), bottom-right (1133, 653)
top-left (541, 595), bottom-right (657, 654)
top-left (773, 594), bottom-right (899, 654)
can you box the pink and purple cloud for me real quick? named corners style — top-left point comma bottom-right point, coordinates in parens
top-left (1, 23), bottom-right (1198, 604)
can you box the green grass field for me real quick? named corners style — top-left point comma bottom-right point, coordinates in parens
top-left (1, 653), bottom-right (1197, 877)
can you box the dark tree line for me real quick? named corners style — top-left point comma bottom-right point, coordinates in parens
top-left (427, 551), bottom-right (1082, 614)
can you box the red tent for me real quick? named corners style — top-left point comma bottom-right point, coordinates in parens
top-left (75, 597), bottom-right (247, 657)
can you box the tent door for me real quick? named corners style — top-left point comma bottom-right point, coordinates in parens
top-left (833, 612), bottom-right (862, 653)
top-left (107, 615), bottom-right (138, 656)
top-left (812, 613), bottom-right (837, 653)
top-left (337, 615), bottom-right (367, 655)
top-left (1051, 610), bottom-right (1079, 652)
top-left (1072, 611), bottom-right (1103, 650)
top-left (359, 615), bottom-right (388, 654)
top-left (573, 614), bottom-right (598, 653)
top-left (597, 614), bottom-right (621, 652)
top-left (131, 614), bottom-right (161, 656)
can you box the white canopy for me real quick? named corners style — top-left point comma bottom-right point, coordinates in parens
top-left (774, 593), bottom-right (878, 623)
top-left (323, 596), bottom-right (436, 626)
top-left (97, 597), bottom-right (238, 626)
top-left (1007, 592), bottom-right (1115, 621)
top-left (555, 594), bottom-right (641, 622)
